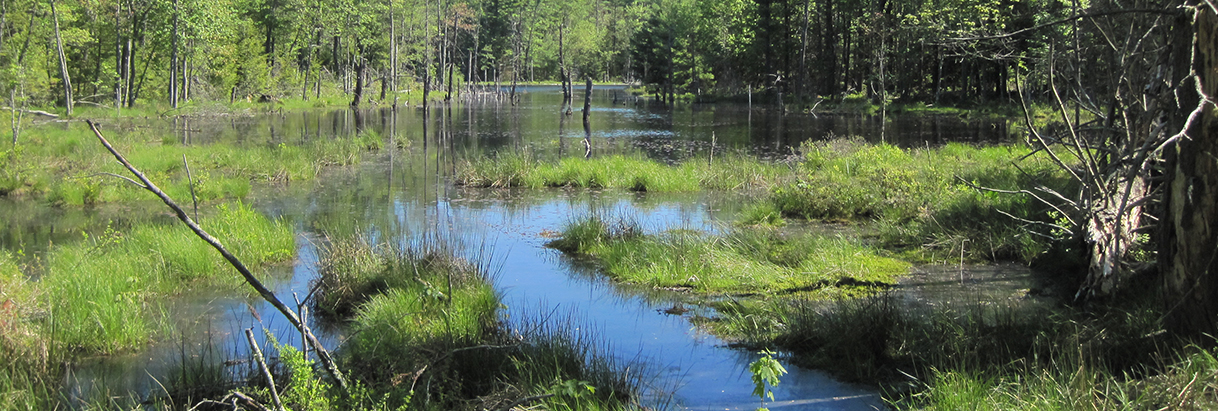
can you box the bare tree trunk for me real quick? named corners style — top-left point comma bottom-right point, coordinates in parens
top-left (169, 0), bottom-right (179, 108)
top-left (1163, 3), bottom-right (1218, 336)
top-left (0, 0), bottom-right (8, 55)
top-left (50, 0), bottom-right (72, 115)
top-left (390, 0), bottom-right (397, 93)
top-left (351, 58), bottom-right (366, 108)
top-left (559, 23), bottom-right (570, 107)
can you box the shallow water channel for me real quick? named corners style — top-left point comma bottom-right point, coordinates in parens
top-left (23, 87), bottom-right (1025, 410)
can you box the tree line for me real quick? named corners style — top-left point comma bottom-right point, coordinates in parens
top-left (0, 0), bottom-right (1104, 111)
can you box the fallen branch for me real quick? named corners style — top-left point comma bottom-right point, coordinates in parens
top-left (86, 119), bottom-right (349, 391)
top-left (0, 107), bottom-right (58, 118)
top-left (245, 329), bottom-right (285, 411)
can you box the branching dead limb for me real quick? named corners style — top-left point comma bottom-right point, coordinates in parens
top-left (86, 119), bottom-right (349, 391)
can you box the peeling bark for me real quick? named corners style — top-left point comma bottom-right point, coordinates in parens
top-left (1163, 2), bottom-right (1218, 335)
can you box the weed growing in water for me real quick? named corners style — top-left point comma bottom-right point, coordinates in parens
top-left (748, 349), bottom-right (787, 411)
top-left (0, 121), bottom-right (386, 205)
top-left (711, 291), bottom-right (1218, 410)
top-left (736, 201), bottom-right (786, 227)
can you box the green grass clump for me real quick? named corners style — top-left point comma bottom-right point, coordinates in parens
top-left (312, 235), bottom-right (487, 319)
top-left (456, 152), bottom-right (789, 192)
top-left (312, 235), bottom-right (643, 410)
top-left (737, 201), bottom-right (786, 227)
top-left (771, 138), bottom-right (1076, 263)
top-left (40, 202), bottom-right (294, 354)
top-left (548, 215), bottom-right (908, 295)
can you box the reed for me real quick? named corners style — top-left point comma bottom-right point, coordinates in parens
top-left (711, 291), bottom-right (1218, 410)
top-left (771, 138), bottom-right (1077, 263)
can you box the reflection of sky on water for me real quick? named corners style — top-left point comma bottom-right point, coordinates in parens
top-left (47, 86), bottom-right (1019, 410)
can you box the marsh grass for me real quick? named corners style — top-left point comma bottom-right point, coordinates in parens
top-left (772, 138), bottom-right (1077, 263)
top-left (456, 152), bottom-right (789, 193)
top-left (1, 122), bottom-right (384, 205)
top-left (310, 234), bottom-right (645, 410)
top-left (548, 214), bottom-right (908, 295)
top-left (0, 251), bottom-right (51, 411)
top-left (709, 291), bottom-right (1218, 410)
top-left (40, 202), bottom-right (294, 354)
top-left (312, 235), bottom-right (490, 319)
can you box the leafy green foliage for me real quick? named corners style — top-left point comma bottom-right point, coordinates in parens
top-left (749, 349), bottom-right (787, 406)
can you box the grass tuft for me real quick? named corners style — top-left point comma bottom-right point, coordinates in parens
top-left (549, 214), bottom-right (908, 295)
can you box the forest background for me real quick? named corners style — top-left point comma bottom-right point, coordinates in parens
top-left (3, 0), bottom-right (1069, 112)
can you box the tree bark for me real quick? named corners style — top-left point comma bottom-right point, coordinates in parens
top-left (169, 0), bottom-right (179, 108)
top-left (351, 58), bottom-right (365, 108)
top-left (1163, 3), bottom-right (1218, 336)
top-left (50, 0), bottom-right (72, 115)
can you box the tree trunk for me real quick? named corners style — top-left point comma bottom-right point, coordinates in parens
top-left (1163, 4), bottom-right (1218, 336)
top-left (351, 58), bottom-right (366, 108)
top-left (0, 0), bottom-right (8, 55)
top-left (50, 0), bottom-right (72, 115)
top-left (170, 0), bottom-right (179, 108)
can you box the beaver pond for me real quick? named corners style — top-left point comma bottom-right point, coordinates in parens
top-left (3, 86), bottom-right (1041, 410)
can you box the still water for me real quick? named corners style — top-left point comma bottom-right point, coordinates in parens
top-left (30, 87), bottom-right (1019, 410)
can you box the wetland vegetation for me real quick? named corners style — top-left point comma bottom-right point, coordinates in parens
top-left (4, 0), bottom-right (1218, 408)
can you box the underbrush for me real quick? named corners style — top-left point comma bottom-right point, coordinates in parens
top-left (455, 151), bottom-right (789, 192)
top-left (548, 214), bottom-right (908, 295)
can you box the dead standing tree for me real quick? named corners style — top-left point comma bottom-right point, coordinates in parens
top-left (961, 2), bottom-right (1205, 301)
top-left (1022, 2), bottom-right (1201, 299)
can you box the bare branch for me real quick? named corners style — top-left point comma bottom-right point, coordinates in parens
top-left (943, 8), bottom-right (1177, 42)
top-left (92, 172), bottom-right (146, 189)
top-left (85, 120), bottom-right (349, 391)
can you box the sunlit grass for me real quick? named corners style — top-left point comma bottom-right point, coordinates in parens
top-left (549, 214), bottom-right (909, 295)
top-left (311, 235), bottom-right (644, 410)
top-left (40, 202), bottom-right (294, 354)
top-left (456, 152), bottom-right (789, 192)
top-left (771, 138), bottom-right (1077, 263)
top-left (1, 121), bottom-right (384, 205)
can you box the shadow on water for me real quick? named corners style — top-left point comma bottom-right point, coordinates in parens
top-left (25, 87), bottom-right (1026, 409)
